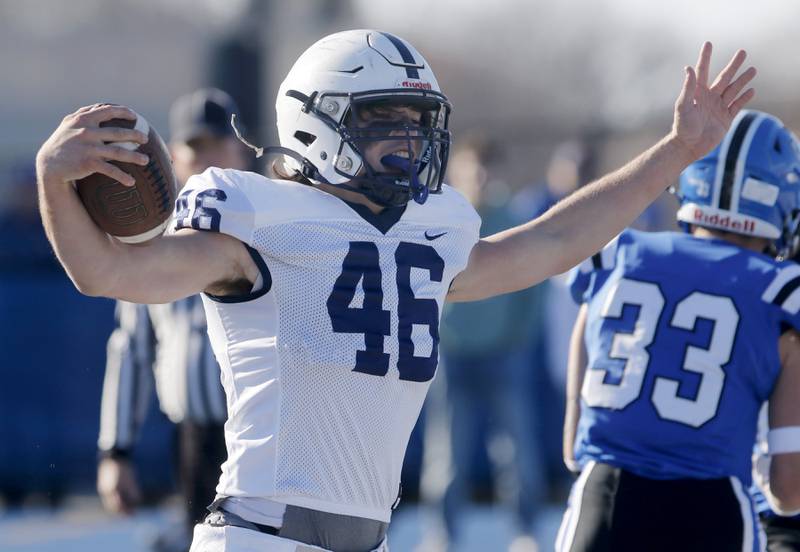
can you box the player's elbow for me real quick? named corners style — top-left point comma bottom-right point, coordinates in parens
top-left (72, 274), bottom-right (111, 298)
top-left (770, 456), bottom-right (800, 514)
top-left (769, 489), bottom-right (800, 516)
top-left (68, 259), bottom-right (121, 298)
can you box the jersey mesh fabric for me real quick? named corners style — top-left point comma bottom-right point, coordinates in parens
top-left (181, 169), bottom-right (481, 522)
top-left (250, 207), bottom-right (477, 520)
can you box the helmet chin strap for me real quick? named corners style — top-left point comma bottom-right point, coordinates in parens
top-left (380, 153), bottom-right (428, 205)
top-left (254, 146), bottom-right (416, 208)
top-left (233, 115), bottom-right (430, 209)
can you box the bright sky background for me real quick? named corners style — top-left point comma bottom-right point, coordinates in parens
top-left (2, 0), bottom-right (798, 148)
top-left (351, 0), bottom-right (800, 129)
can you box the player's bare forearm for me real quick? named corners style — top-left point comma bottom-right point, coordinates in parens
top-left (37, 104), bottom-right (258, 303)
top-left (767, 331), bottom-right (800, 513)
top-left (563, 304), bottom-right (588, 472)
top-left (107, 230), bottom-right (259, 304)
top-left (39, 179), bottom-right (253, 303)
top-left (37, 104), bottom-right (152, 295)
top-left (37, 168), bottom-right (252, 303)
top-left (449, 134), bottom-right (693, 302)
top-left (37, 168), bottom-right (124, 295)
top-left (448, 43), bottom-right (755, 303)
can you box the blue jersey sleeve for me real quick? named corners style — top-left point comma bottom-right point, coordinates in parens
top-left (760, 262), bottom-right (800, 331)
top-left (567, 266), bottom-right (592, 304)
top-left (567, 233), bottom-right (623, 304)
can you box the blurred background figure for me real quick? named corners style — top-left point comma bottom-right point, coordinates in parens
top-left (512, 139), bottom-right (598, 499)
top-left (438, 133), bottom-right (548, 552)
top-left (512, 136), bottom-right (672, 499)
top-left (95, 88), bottom-right (249, 552)
top-left (515, 139), bottom-right (598, 222)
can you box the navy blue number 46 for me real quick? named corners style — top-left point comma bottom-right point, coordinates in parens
top-left (327, 241), bottom-right (444, 382)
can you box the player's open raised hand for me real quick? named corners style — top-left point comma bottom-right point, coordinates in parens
top-left (672, 42), bottom-right (757, 161)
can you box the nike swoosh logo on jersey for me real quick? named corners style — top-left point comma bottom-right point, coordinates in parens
top-left (425, 230), bottom-right (447, 240)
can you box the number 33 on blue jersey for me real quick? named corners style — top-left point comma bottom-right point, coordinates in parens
top-left (585, 277), bottom-right (739, 428)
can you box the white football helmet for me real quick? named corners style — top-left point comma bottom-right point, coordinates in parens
top-left (275, 29), bottom-right (452, 207)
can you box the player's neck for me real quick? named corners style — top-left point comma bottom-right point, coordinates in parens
top-left (317, 182), bottom-right (385, 214)
top-left (691, 226), bottom-right (768, 253)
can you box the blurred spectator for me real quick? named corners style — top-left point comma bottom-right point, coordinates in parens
top-left (439, 133), bottom-right (547, 552)
top-left (511, 136), bottom-right (674, 501)
top-left (512, 139), bottom-right (598, 495)
top-left (96, 88), bottom-right (249, 552)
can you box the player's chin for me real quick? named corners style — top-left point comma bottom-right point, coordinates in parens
top-left (364, 160), bottom-right (401, 176)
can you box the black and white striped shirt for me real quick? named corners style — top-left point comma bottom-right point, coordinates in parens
top-left (97, 296), bottom-right (227, 454)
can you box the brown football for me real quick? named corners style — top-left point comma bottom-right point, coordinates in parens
top-left (76, 112), bottom-right (178, 243)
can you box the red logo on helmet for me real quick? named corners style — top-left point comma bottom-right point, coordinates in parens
top-left (693, 208), bottom-right (756, 233)
top-left (400, 80), bottom-right (433, 90)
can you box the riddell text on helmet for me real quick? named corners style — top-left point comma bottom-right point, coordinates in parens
top-left (399, 80), bottom-right (433, 90)
top-left (694, 208), bottom-right (756, 233)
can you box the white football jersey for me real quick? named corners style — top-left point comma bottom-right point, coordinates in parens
top-left (173, 168), bottom-right (480, 522)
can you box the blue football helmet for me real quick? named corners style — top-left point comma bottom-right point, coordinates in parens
top-left (676, 110), bottom-right (800, 258)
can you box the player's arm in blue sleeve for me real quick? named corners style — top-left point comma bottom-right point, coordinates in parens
top-left (567, 264), bottom-right (593, 306)
top-left (563, 303), bottom-right (588, 474)
top-left (762, 263), bottom-right (800, 330)
top-left (755, 262), bottom-right (800, 514)
top-left (562, 234), bottom-right (621, 470)
top-left (759, 330), bottom-right (800, 515)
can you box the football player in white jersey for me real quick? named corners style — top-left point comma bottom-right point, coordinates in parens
top-left (37, 30), bottom-right (755, 552)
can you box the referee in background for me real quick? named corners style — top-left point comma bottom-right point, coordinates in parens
top-left (96, 88), bottom-right (249, 552)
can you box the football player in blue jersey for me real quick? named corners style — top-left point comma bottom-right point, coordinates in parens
top-left (559, 110), bottom-right (800, 552)
top-left (37, 30), bottom-right (756, 552)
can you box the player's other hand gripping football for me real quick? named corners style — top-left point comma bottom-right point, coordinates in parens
top-left (671, 42), bottom-right (756, 162)
top-left (36, 104), bottom-right (149, 187)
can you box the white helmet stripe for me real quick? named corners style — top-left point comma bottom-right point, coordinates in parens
top-left (730, 113), bottom-right (766, 214)
top-left (719, 111), bottom-right (758, 210)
